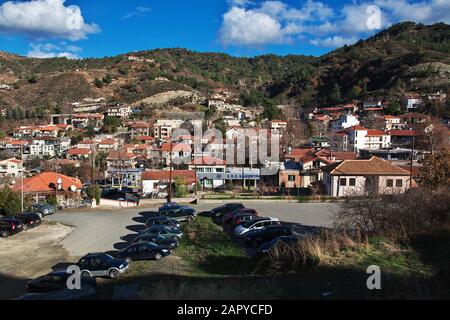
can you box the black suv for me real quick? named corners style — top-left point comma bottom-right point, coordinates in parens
top-left (210, 203), bottom-right (244, 224)
top-left (0, 218), bottom-right (24, 238)
top-left (157, 202), bottom-right (197, 222)
top-left (244, 225), bottom-right (294, 248)
top-left (145, 216), bottom-right (180, 229)
top-left (76, 253), bottom-right (129, 279)
top-left (131, 233), bottom-right (179, 248)
top-left (117, 241), bottom-right (172, 261)
top-left (8, 213), bottom-right (41, 230)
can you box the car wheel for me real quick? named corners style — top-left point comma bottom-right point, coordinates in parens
top-left (0, 231), bottom-right (9, 238)
top-left (23, 224), bottom-right (29, 231)
top-left (109, 269), bottom-right (119, 279)
top-left (81, 271), bottom-right (90, 277)
top-left (187, 215), bottom-right (194, 223)
top-left (173, 236), bottom-right (180, 241)
top-left (154, 252), bottom-right (162, 260)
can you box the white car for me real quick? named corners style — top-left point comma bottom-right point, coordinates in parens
top-left (234, 217), bottom-right (280, 237)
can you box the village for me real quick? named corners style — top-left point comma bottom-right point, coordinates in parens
top-left (0, 86), bottom-right (448, 208)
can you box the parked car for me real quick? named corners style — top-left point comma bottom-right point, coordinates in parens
top-left (157, 202), bottom-right (197, 222)
top-left (117, 241), bottom-right (172, 261)
top-left (233, 217), bottom-right (280, 237)
top-left (210, 203), bottom-right (244, 224)
top-left (8, 213), bottom-right (41, 230)
top-left (259, 236), bottom-right (300, 253)
top-left (244, 225), bottom-right (294, 248)
top-left (227, 213), bottom-right (259, 232)
top-left (0, 219), bottom-right (24, 238)
top-left (76, 253), bottom-right (129, 279)
top-left (145, 216), bottom-right (180, 229)
top-left (26, 270), bottom-right (96, 293)
top-left (131, 233), bottom-right (179, 248)
top-left (30, 203), bottom-right (55, 217)
top-left (140, 225), bottom-right (183, 240)
top-left (222, 209), bottom-right (258, 229)
top-left (102, 189), bottom-right (140, 203)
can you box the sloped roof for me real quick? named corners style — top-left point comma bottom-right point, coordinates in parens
top-left (67, 148), bottom-right (91, 155)
top-left (13, 172), bottom-right (82, 193)
top-left (322, 156), bottom-right (410, 176)
top-left (107, 150), bottom-right (138, 160)
top-left (141, 170), bottom-right (196, 184)
top-left (190, 156), bottom-right (226, 165)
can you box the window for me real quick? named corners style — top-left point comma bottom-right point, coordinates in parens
top-left (396, 179), bottom-right (403, 187)
top-left (288, 175), bottom-right (295, 182)
top-left (386, 179), bottom-right (394, 187)
top-left (215, 168), bottom-right (224, 173)
top-left (340, 178), bottom-right (347, 186)
top-left (205, 168), bottom-right (212, 173)
top-left (349, 178), bottom-right (356, 186)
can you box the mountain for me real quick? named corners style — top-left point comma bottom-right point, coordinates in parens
top-left (0, 22), bottom-right (449, 124)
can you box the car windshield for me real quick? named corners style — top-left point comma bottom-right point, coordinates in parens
top-left (242, 220), bottom-right (260, 228)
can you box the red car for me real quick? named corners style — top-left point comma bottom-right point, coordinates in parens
top-left (222, 209), bottom-right (258, 233)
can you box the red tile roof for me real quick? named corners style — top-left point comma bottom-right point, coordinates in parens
top-left (107, 151), bottom-right (138, 160)
top-left (322, 157), bottom-right (411, 176)
top-left (161, 142), bottom-right (192, 152)
top-left (366, 129), bottom-right (386, 136)
top-left (136, 135), bottom-right (154, 141)
top-left (67, 148), bottom-right (91, 155)
top-left (141, 170), bottom-right (196, 184)
top-left (13, 172), bottom-right (82, 193)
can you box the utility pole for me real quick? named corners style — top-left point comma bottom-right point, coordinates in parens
top-left (20, 143), bottom-right (24, 212)
top-left (168, 140), bottom-right (173, 203)
top-left (410, 135), bottom-right (415, 188)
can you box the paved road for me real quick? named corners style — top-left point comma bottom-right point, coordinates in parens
top-left (48, 202), bottom-right (337, 257)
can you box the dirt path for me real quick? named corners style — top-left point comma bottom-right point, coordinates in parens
top-left (0, 221), bottom-right (74, 299)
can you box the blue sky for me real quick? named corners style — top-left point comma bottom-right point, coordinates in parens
top-left (0, 0), bottom-right (449, 59)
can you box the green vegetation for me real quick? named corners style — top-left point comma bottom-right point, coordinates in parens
top-left (176, 217), bottom-right (256, 276)
top-left (0, 186), bottom-right (21, 216)
top-left (173, 176), bottom-right (188, 198)
top-left (86, 185), bottom-right (101, 205)
top-left (102, 116), bottom-right (122, 134)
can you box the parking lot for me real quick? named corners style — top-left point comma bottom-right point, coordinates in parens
top-left (48, 202), bottom-right (336, 256)
top-left (0, 202), bottom-right (336, 299)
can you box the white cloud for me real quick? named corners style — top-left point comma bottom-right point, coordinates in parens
top-left (122, 6), bottom-right (151, 20)
top-left (219, 7), bottom-right (289, 46)
top-left (0, 0), bottom-right (99, 40)
top-left (226, 0), bottom-right (254, 7)
top-left (310, 36), bottom-right (358, 48)
top-left (219, 0), bottom-right (333, 46)
top-left (219, 0), bottom-right (450, 49)
top-left (27, 42), bottom-right (81, 59)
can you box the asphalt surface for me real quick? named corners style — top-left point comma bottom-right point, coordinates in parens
top-left (48, 202), bottom-right (337, 257)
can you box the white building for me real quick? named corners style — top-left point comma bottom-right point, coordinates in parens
top-left (330, 114), bottom-right (360, 131)
top-left (404, 95), bottom-right (423, 110)
top-left (331, 126), bottom-right (391, 153)
top-left (105, 104), bottom-right (132, 119)
top-left (153, 119), bottom-right (184, 140)
top-left (188, 156), bottom-right (227, 188)
top-left (322, 157), bottom-right (411, 197)
top-left (0, 158), bottom-right (24, 177)
top-left (384, 115), bottom-right (405, 130)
